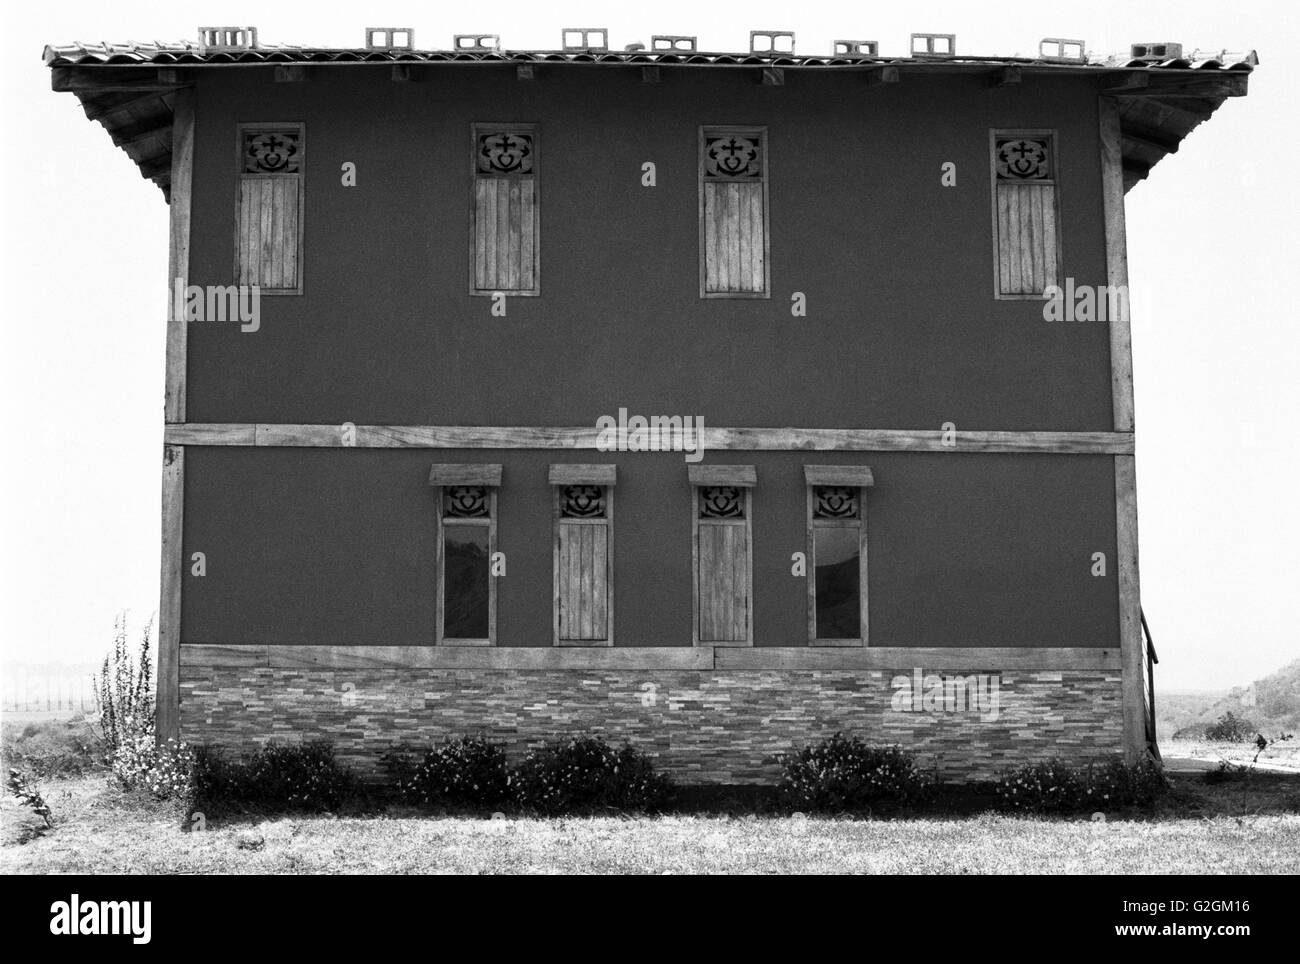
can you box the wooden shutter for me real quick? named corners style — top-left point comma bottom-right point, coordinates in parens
top-left (691, 468), bottom-right (755, 645)
top-left (551, 466), bottom-right (614, 645)
top-left (237, 125), bottom-right (303, 293)
top-left (700, 127), bottom-right (768, 297)
top-left (992, 132), bottom-right (1059, 297)
top-left (472, 126), bottom-right (539, 295)
top-left (556, 522), bottom-right (609, 641)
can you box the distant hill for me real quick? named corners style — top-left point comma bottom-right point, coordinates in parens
top-left (1160, 658), bottom-right (1300, 739)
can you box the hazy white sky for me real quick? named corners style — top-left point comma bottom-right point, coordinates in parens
top-left (1, 0), bottom-right (1295, 691)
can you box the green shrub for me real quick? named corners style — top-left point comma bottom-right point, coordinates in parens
top-left (778, 733), bottom-right (932, 813)
top-left (387, 737), bottom-right (510, 808)
top-left (194, 742), bottom-right (356, 812)
top-left (995, 757), bottom-right (1166, 813)
top-left (1204, 712), bottom-right (1257, 743)
top-left (510, 736), bottom-right (673, 815)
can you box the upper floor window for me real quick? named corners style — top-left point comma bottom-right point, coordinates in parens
top-left (991, 130), bottom-right (1060, 298)
top-left (236, 123), bottom-right (304, 294)
top-left (472, 124), bottom-right (540, 296)
top-left (700, 126), bottom-right (769, 298)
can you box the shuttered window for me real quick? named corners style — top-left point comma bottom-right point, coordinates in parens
top-left (700, 126), bottom-right (769, 297)
top-left (430, 464), bottom-right (501, 646)
top-left (805, 466), bottom-right (873, 646)
top-left (991, 131), bottom-right (1060, 297)
top-left (472, 125), bottom-right (539, 296)
top-left (236, 124), bottom-right (304, 294)
top-left (690, 465), bottom-right (755, 645)
top-left (551, 465), bottom-right (615, 645)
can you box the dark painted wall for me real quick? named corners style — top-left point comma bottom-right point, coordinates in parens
top-left (180, 449), bottom-right (1119, 648)
top-left (184, 66), bottom-right (1113, 430)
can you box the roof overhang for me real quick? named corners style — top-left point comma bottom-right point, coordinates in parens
top-left (45, 44), bottom-right (1256, 201)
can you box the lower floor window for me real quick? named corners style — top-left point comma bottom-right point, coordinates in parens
top-left (805, 466), bottom-right (873, 646)
top-left (430, 464), bottom-right (501, 645)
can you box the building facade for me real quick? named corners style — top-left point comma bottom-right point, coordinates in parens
top-left (47, 29), bottom-right (1254, 781)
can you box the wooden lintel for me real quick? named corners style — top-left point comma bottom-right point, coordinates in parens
top-left (516, 64), bottom-right (537, 81)
top-left (867, 65), bottom-right (900, 86)
top-left (641, 65), bottom-right (661, 83)
top-left (274, 65), bottom-right (310, 83)
top-left (759, 66), bottom-right (784, 86)
top-left (991, 65), bottom-right (1022, 87)
top-left (52, 66), bottom-right (180, 92)
top-left (162, 423), bottom-right (1135, 454)
top-left (391, 64), bottom-right (420, 82)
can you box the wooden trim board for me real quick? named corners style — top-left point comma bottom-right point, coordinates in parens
top-left (164, 423), bottom-right (1134, 454)
top-left (178, 643), bottom-right (1121, 672)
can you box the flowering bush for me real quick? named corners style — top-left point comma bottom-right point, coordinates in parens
top-left (510, 736), bottom-right (674, 815)
top-left (111, 734), bottom-right (195, 801)
top-left (778, 733), bottom-right (932, 812)
top-left (389, 737), bottom-right (510, 807)
top-left (995, 757), bottom-right (1166, 813)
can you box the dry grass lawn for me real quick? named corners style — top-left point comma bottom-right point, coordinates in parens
top-left (3, 773), bottom-right (1298, 874)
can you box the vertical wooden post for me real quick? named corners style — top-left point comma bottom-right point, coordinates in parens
top-left (1101, 96), bottom-right (1146, 761)
top-left (158, 87), bottom-right (194, 745)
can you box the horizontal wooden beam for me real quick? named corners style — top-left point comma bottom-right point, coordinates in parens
top-left (179, 643), bottom-right (1119, 672)
top-left (181, 644), bottom-right (715, 671)
top-left (163, 423), bottom-right (1135, 454)
top-left (714, 646), bottom-right (1121, 671)
top-left (52, 66), bottom-right (182, 92)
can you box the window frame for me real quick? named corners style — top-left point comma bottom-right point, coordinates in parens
top-left (430, 464), bottom-right (502, 647)
top-left (550, 464), bottom-right (616, 647)
top-left (989, 127), bottom-right (1063, 301)
top-left (690, 464), bottom-right (756, 646)
top-left (470, 122), bottom-right (541, 297)
top-left (698, 124), bottom-right (771, 299)
top-left (234, 121), bottom-right (305, 296)
top-left (804, 465), bottom-right (873, 647)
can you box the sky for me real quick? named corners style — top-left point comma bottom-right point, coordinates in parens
top-left (1, 0), bottom-right (1296, 691)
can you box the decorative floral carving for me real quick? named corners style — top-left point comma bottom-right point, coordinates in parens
top-left (445, 486), bottom-right (489, 518)
top-left (243, 130), bottom-right (300, 174)
top-left (704, 134), bottom-right (762, 179)
top-left (814, 486), bottom-right (858, 519)
top-left (477, 132), bottom-right (534, 175)
top-left (699, 486), bottom-right (744, 519)
top-left (995, 137), bottom-right (1051, 180)
top-left (562, 485), bottom-right (606, 518)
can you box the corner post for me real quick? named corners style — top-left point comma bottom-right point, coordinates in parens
top-left (1100, 96), bottom-right (1146, 761)
top-left (158, 86), bottom-right (194, 745)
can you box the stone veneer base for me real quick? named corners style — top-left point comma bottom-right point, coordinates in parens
top-left (178, 661), bottom-right (1124, 783)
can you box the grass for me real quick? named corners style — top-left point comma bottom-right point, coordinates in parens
top-left (0, 714), bottom-right (103, 778)
top-left (3, 771), bottom-right (1298, 874)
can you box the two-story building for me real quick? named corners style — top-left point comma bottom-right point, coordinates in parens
top-left (45, 27), bottom-right (1254, 782)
